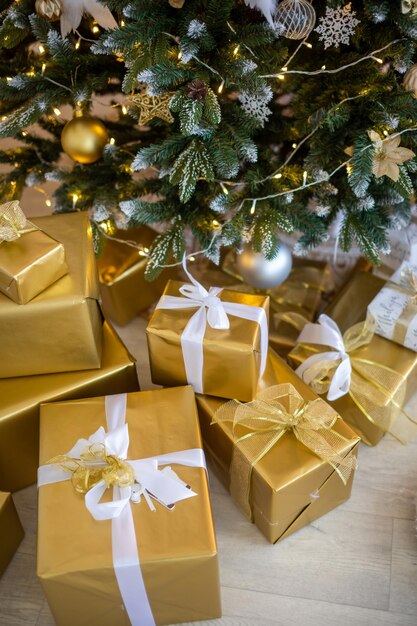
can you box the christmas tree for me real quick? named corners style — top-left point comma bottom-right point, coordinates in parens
top-left (1, 0), bottom-right (417, 277)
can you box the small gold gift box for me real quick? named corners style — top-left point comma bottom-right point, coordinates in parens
top-left (37, 386), bottom-right (221, 625)
top-left (0, 201), bottom-right (68, 304)
top-left (98, 225), bottom-right (177, 326)
top-left (0, 212), bottom-right (102, 378)
top-left (196, 350), bottom-right (360, 543)
top-left (288, 272), bottom-right (417, 446)
top-left (147, 278), bottom-right (269, 401)
top-left (0, 491), bottom-right (24, 577)
top-left (0, 322), bottom-right (139, 493)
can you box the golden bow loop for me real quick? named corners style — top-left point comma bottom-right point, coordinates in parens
top-left (0, 201), bottom-right (35, 243)
top-left (401, 267), bottom-right (417, 304)
top-left (48, 443), bottom-right (135, 495)
top-left (212, 383), bottom-right (357, 519)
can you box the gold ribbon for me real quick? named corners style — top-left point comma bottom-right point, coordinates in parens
top-left (382, 267), bottom-right (417, 346)
top-left (212, 383), bottom-right (357, 520)
top-left (48, 443), bottom-right (135, 495)
top-left (0, 201), bottom-right (36, 243)
top-left (287, 313), bottom-right (417, 444)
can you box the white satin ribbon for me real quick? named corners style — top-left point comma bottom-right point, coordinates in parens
top-left (295, 314), bottom-right (352, 401)
top-left (38, 393), bottom-right (207, 626)
top-left (155, 256), bottom-right (268, 393)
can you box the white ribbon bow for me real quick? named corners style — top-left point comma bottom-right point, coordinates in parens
top-left (38, 394), bottom-right (207, 626)
top-left (155, 256), bottom-right (268, 393)
top-left (295, 314), bottom-right (352, 401)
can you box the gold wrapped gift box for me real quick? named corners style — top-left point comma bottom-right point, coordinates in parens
top-left (98, 225), bottom-right (177, 326)
top-left (147, 279), bottom-right (269, 401)
top-left (196, 350), bottom-right (360, 544)
top-left (0, 212), bottom-right (102, 378)
top-left (221, 252), bottom-right (333, 356)
top-left (0, 225), bottom-right (67, 304)
top-left (288, 272), bottom-right (417, 446)
top-left (38, 386), bottom-right (221, 626)
top-left (0, 322), bottom-right (139, 493)
top-left (0, 491), bottom-right (24, 577)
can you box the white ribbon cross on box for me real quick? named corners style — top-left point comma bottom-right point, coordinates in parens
top-left (38, 393), bottom-right (207, 626)
top-left (155, 256), bottom-right (268, 394)
top-left (295, 314), bottom-right (353, 401)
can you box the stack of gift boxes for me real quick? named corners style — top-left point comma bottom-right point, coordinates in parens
top-left (2, 206), bottom-right (417, 626)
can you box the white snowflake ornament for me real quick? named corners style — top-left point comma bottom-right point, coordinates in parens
top-left (238, 86), bottom-right (273, 127)
top-left (314, 3), bottom-right (360, 49)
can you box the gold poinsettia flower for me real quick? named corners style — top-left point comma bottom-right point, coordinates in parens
top-left (368, 130), bottom-right (415, 182)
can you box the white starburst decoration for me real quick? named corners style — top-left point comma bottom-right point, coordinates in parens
top-left (314, 3), bottom-right (360, 49)
top-left (238, 86), bottom-right (273, 127)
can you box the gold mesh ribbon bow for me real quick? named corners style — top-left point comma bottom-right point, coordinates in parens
top-left (287, 313), bottom-right (417, 444)
top-left (212, 383), bottom-right (357, 520)
top-left (385, 266), bottom-right (417, 346)
top-left (49, 443), bottom-right (135, 494)
top-left (0, 201), bottom-right (36, 243)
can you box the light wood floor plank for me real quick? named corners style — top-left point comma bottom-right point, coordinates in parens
top-left (389, 518), bottom-right (417, 615)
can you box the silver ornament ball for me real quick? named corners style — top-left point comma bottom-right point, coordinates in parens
top-left (236, 243), bottom-right (293, 290)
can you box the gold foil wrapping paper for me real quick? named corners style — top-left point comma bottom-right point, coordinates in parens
top-left (288, 272), bottom-right (417, 446)
top-left (222, 252), bottom-right (333, 356)
top-left (0, 322), bottom-right (139, 493)
top-left (98, 226), bottom-right (177, 326)
top-left (196, 350), bottom-right (360, 544)
top-left (147, 279), bottom-right (269, 401)
top-left (37, 386), bottom-right (221, 626)
top-left (0, 226), bottom-right (67, 304)
top-left (0, 491), bottom-right (24, 577)
top-left (0, 212), bottom-right (102, 378)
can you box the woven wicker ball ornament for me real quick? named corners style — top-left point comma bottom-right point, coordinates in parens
top-left (274, 0), bottom-right (316, 40)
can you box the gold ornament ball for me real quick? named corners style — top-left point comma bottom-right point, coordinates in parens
top-left (404, 64), bottom-right (417, 99)
top-left (35, 0), bottom-right (62, 21)
top-left (61, 115), bottom-right (109, 164)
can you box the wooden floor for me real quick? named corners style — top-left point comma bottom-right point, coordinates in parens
top-left (1, 316), bottom-right (417, 626)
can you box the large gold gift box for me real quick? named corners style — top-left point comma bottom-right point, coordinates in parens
top-left (38, 386), bottom-right (221, 626)
top-left (0, 212), bottom-right (102, 378)
top-left (196, 350), bottom-right (360, 544)
top-left (98, 225), bottom-right (177, 326)
top-left (221, 252), bottom-right (333, 356)
top-left (0, 491), bottom-right (24, 577)
top-left (0, 322), bottom-right (139, 493)
top-left (288, 271), bottom-right (417, 446)
top-left (0, 222), bottom-right (67, 304)
top-left (147, 279), bottom-right (269, 401)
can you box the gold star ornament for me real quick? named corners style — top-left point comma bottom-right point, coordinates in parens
top-left (129, 91), bottom-right (174, 125)
top-left (368, 130), bottom-right (415, 182)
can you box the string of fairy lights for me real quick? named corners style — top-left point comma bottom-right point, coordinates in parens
top-left (1, 14), bottom-right (414, 264)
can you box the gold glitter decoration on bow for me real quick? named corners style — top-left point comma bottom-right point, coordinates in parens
top-left (212, 383), bottom-right (357, 519)
top-left (129, 91), bottom-right (174, 125)
top-left (0, 201), bottom-right (36, 243)
top-left (49, 443), bottom-right (134, 494)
